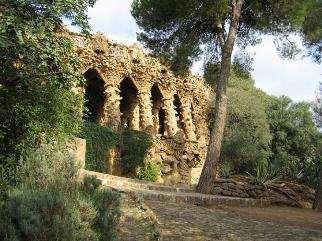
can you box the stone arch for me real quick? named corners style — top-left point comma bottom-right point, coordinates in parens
top-left (173, 94), bottom-right (185, 134)
top-left (119, 76), bottom-right (140, 130)
top-left (83, 68), bottom-right (106, 122)
top-left (151, 84), bottom-right (165, 135)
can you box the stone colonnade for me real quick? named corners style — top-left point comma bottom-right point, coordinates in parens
top-left (99, 75), bottom-right (196, 141)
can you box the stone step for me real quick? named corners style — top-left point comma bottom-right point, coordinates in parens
top-left (79, 169), bottom-right (270, 208)
top-left (113, 186), bottom-right (270, 208)
top-left (79, 169), bottom-right (194, 193)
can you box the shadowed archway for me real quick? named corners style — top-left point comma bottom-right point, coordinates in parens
top-left (84, 69), bottom-right (106, 122)
top-left (151, 84), bottom-right (165, 135)
top-left (173, 94), bottom-right (185, 134)
top-left (120, 77), bottom-right (139, 129)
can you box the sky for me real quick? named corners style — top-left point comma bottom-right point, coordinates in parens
top-left (81, 0), bottom-right (321, 102)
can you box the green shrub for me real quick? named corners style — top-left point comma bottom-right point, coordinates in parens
top-left (0, 187), bottom-right (99, 241)
top-left (219, 162), bottom-right (233, 179)
top-left (81, 176), bottom-right (121, 241)
top-left (120, 130), bottom-right (152, 175)
top-left (247, 160), bottom-right (280, 185)
top-left (137, 161), bottom-right (161, 182)
top-left (0, 145), bottom-right (121, 241)
top-left (80, 122), bottom-right (119, 173)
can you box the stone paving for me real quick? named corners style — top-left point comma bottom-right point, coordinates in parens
top-left (146, 200), bottom-right (322, 241)
top-left (118, 194), bottom-right (160, 241)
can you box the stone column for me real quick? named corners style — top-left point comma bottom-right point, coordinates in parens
top-left (163, 96), bottom-right (178, 137)
top-left (139, 90), bottom-right (153, 130)
top-left (101, 84), bottom-right (122, 130)
top-left (181, 98), bottom-right (196, 141)
top-left (129, 100), bottom-right (140, 130)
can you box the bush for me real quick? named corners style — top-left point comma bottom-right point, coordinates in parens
top-left (266, 96), bottom-right (321, 186)
top-left (220, 86), bottom-right (271, 174)
top-left (80, 122), bottom-right (119, 173)
top-left (120, 130), bottom-right (152, 175)
top-left (137, 160), bottom-right (161, 182)
top-left (0, 187), bottom-right (99, 241)
top-left (218, 162), bottom-right (233, 179)
top-left (0, 145), bottom-right (121, 241)
top-left (81, 176), bottom-right (121, 241)
top-left (247, 160), bottom-right (280, 185)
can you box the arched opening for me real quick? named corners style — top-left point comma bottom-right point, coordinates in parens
top-left (120, 77), bottom-right (139, 129)
top-left (83, 69), bottom-right (106, 122)
top-left (151, 84), bottom-right (165, 135)
top-left (173, 94), bottom-right (185, 133)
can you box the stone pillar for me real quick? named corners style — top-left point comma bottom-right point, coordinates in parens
top-left (181, 98), bottom-right (196, 141)
top-left (129, 100), bottom-right (140, 130)
top-left (101, 84), bottom-right (121, 130)
top-left (139, 90), bottom-right (153, 130)
top-left (163, 96), bottom-right (178, 137)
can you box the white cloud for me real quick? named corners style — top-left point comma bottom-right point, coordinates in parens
top-left (84, 0), bottom-right (321, 101)
top-left (87, 0), bottom-right (139, 45)
top-left (249, 36), bottom-right (321, 101)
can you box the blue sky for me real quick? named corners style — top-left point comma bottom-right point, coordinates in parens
top-left (83, 0), bottom-right (321, 102)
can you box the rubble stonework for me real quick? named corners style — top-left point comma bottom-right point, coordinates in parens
top-left (74, 33), bottom-right (213, 184)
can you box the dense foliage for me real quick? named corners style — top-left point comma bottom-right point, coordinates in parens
top-left (0, 146), bottom-right (120, 241)
top-left (206, 67), bottom-right (321, 186)
top-left (265, 96), bottom-right (321, 185)
top-left (206, 68), bottom-right (271, 175)
top-left (80, 123), bottom-right (153, 178)
top-left (312, 83), bottom-right (322, 211)
top-left (0, 0), bottom-right (96, 193)
top-left (80, 122), bottom-right (119, 173)
top-left (137, 160), bottom-right (161, 182)
top-left (120, 130), bottom-right (152, 176)
top-left (0, 1), bottom-right (122, 240)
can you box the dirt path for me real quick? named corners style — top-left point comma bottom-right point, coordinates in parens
top-left (146, 200), bottom-right (322, 241)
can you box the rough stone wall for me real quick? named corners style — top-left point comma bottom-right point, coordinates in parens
top-left (73, 32), bottom-right (213, 184)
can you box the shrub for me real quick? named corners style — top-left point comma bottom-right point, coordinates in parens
top-left (80, 122), bottom-right (119, 173)
top-left (81, 176), bottom-right (121, 241)
top-left (0, 145), bottom-right (121, 241)
top-left (247, 160), bottom-right (280, 185)
top-left (0, 187), bottom-right (99, 241)
top-left (137, 160), bottom-right (161, 182)
top-left (218, 162), bottom-right (233, 179)
top-left (266, 96), bottom-right (321, 186)
top-left (120, 130), bottom-right (152, 175)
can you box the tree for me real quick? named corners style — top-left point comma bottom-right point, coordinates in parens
top-left (313, 83), bottom-right (322, 212)
top-left (205, 66), bottom-right (271, 175)
top-left (302, 2), bottom-right (322, 63)
top-left (266, 96), bottom-right (320, 184)
top-left (131, 0), bottom-right (317, 193)
top-left (0, 0), bottom-right (96, 194)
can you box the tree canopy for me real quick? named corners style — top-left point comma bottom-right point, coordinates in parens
top-left (132, 0), bottom-right (317, 72)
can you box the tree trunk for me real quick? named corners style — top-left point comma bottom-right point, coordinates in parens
top-left (196, 0), bottom-right (244, 194)
top-left (314, 166), bottom-right (322, 212)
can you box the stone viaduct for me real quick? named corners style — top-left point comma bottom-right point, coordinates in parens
top-left (73, 33), bottom-right (213, 184)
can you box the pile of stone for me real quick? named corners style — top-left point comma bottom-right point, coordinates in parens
top-left (212, 178), bottom-right (315, 208)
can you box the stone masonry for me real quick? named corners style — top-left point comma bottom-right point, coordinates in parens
top-left (73, 32), bottom-right (213, 184)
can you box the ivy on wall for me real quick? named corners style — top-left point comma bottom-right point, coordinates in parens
top-left (80, 122), bottom-right (119, 173)
top-left (80, 123), bottom-right (153, 178)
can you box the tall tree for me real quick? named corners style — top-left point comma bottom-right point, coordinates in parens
top-left (313, 83), bottom-right (322, 212)
top-left (132, 0), bottom-right (317, 193)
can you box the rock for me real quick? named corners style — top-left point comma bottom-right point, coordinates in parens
top-left (162, 164), bottom-right (172, 174)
